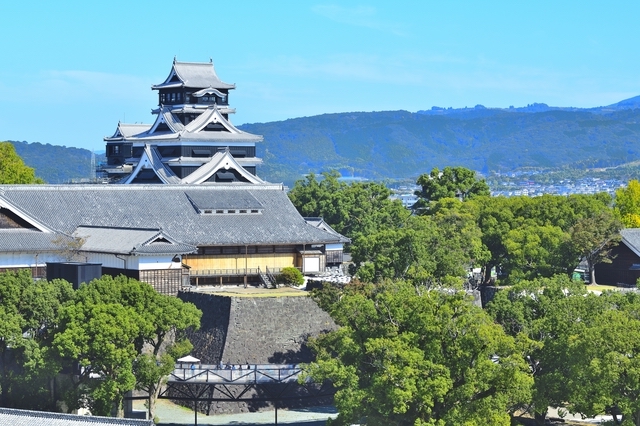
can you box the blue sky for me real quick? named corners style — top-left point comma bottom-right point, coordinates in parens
top-left (1, 1), bottom-right (639, 151)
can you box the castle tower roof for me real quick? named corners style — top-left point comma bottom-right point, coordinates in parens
top-left (152, 60), bottom-right (236, 90)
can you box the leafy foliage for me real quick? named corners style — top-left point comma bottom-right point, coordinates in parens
top-left (306, 281), bottom-right (533, 425)
top-left (277, 267), bottom-right (304, 286)
top-left (0, 270), bottom-right (74, 409)
top-left (614, 179), bottom-right (640, 227)
top-left (0, 142), bottom-right (44, 184)
top-left (288, 171), bottom-right (410, 241)
top-left (415, 166), bottom-right (489, 207)
top-left (351, 203), bottom-right (488, 286)
top-left (51, 275), bottom-right (201, 417)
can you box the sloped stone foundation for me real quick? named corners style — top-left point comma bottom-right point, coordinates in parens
top-left (174, 292), bottom-right (337, 414)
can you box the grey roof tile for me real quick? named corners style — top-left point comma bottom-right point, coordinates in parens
top-left (152, 61), bottom-right (235, 90)
top-left (74, 226), bottom-right (196, 255)
top-left (0, 185), bottom-right (346, 250)
top-left (0, 407), bottom-right (154, 425)
top-left (622, 228), bottom-right (640, 255)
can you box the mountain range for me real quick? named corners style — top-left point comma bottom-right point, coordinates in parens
top-left (240, 96), bottom-right (640, 185)
top-left (6, 96), bottom-right (640, 186)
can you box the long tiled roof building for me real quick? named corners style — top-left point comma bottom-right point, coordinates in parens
top-left (0, 184), bottom-right (347, 294)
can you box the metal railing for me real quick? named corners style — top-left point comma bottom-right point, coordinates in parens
top-left (190, 268), bottom-right (260, 277)
top-left (168, 363), bottom-right (307, 385)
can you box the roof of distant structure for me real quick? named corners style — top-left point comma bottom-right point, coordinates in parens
top-left (304, 217), bottom-right (351, 243)
top-left (0, 185), bottom-right (347, 248)
top-left (621, 228), bottom-right (640, 257)
top-left (105, 105), bottom-right (262, 144)
top-left (0, 407), bottom-right (154, 426)
top-left (74, 226), bottom-right (197, 255)
top-left (119, 147), bottom-right (264, 185)
top-left (152, 60), bottom-right (235, 90)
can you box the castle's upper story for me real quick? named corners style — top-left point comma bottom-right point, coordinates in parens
top-left (102, 59), bottom-right (263, 184)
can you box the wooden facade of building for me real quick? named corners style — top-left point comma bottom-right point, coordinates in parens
top-left (595, 230), bottom-right (640, 286)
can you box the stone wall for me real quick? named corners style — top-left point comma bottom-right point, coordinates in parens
top-left (174, 292), bottom-right (337, 415)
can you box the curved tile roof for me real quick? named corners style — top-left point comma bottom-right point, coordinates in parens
top-left (152, 60), bottom-right (235, 90)
top-left (0, 185), bottom-right (346, 247)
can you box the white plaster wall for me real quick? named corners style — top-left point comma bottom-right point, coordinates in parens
top-left (138, 255), bottom-right (182, 270)
top-left (0, 252), bottom-right (179, 272)
top-left (0, 252), bottom-right (66, 268)
top-left (82, 252), bottom-right (138, 269)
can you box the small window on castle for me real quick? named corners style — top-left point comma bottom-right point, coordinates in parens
top-left (203, 210), bottom-right (212, 214)
top-left (186, 94), bottom-right (191, 103)
top-left (227, 210), bottom-right (236, 214)
top-left (251, 210), bottom-right (259, 214)
top-left (171, 93), bottom-right (176, 102)
top-left (177, 93), bottom-right (182, 101)
top-left (216, 210), bottom-right (224, 214)
top-left (221, 95), bottom-right (227, 103)
top-left (239, 210), bottom-right (247, 214)
top-left (160, 93), bottom-right (165, 103)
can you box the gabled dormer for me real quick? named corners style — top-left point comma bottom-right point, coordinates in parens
top-left (0, 199), bottom-right (53, 233)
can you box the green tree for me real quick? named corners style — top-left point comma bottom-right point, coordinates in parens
top-left (565, 291), bottom-right (640, 425)
top-left (486, 275), bottom-right (597, 424)
top-left (568, 210), bottom-right (621, 284)
top-left (350, 205), bottom-right (488, 287)
top-left (414, 166), bottom-right (489, 209)
top-left (52, 275), bottom-right (201, 417)
top-left (132, 290), bottom-right (201, 420)
top-left (0, 270), bottom-right (73, 409)
top-left (502, 222), bottom-right (570, 282)
top-left (288, 171), bottom-right (410, 240)
top-left (473, 193), bottom-right (614, 284)
top-left (306, 281), bottom-right (533, 426)
top-left (0, 142), bottom-right (44, 184)
top-left (614, 179), bottom-right (640, 228)
top-left (276, 267), bottom-right (304, 286)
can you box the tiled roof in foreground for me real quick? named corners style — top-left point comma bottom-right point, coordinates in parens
top-left (0, 407), bottom-right (153, 426)
top-left (0, 184), bottom-right (345, 247)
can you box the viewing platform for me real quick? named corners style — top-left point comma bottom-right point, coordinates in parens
top-left (168, 363), bottom-right (306, 385)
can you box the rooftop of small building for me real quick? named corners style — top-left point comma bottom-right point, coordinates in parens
top-left (0, 407), bottom-right (154, 426)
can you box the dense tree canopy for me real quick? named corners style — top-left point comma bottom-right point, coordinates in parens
top-left (306, 281), bottom-right (533, 426)
top-left (288, 171), bottom-right (410, 240)
top-left (53, 275), bottom-right (201, 417)
top-left (0, 270), bottom-right (73, 409)
top-left (0, 142), bottom-right (44, 184)
top-left (614, 179), bottom-right (640, 227)
top-left (0, 272), bottom-right (201, 418)
top-left (414, 166), bottom-right (490, 209)
top-left (351, 200), bottom-right (488, 286)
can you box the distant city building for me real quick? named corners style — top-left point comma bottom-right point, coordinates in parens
top-left (102, 58), bottom-right (263, 184)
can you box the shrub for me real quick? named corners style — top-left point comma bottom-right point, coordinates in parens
top-left (277, 267), bottom-right (304, 286)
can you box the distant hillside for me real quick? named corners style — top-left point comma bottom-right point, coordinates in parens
top-left (8, 141), bottom-right (94, 184)
top-left (240, 101), bottom-right (640, 186)
top-left (8, 96), bottom-right (640, 187)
